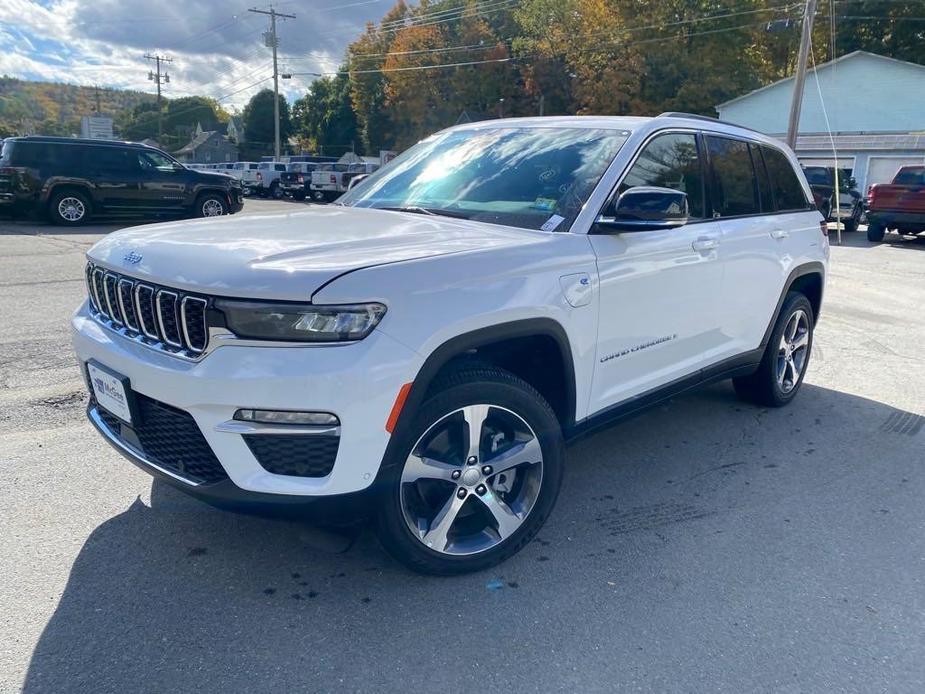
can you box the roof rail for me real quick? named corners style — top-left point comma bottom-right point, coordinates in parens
top-left (656, 111), bottom-right (766, 136)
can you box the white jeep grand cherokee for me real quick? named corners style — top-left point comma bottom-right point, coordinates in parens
top-left (73, 114), bottom-right (828, 574)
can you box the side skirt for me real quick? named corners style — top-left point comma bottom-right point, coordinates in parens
top-left (565, 348), bottom-right (763, 443)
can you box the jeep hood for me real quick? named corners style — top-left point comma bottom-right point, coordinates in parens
top-left (87, 205), bottom-right (545, 300)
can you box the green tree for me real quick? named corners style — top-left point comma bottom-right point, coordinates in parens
top-left (292, 72), bottom-right (360, 155)
top-left (243, 89), bottom-right (292, 153)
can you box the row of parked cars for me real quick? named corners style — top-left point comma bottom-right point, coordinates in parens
top-left (801, 163), bottom-right (925, 242)
top-left (0, 136), bottom-right (385, 225)
top-left (188, 159), bottom-right (380, 202)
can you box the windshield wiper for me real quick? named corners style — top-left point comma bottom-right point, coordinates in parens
top-left (380, 206), bottom-right (470, 220)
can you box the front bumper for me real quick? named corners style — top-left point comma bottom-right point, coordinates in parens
top-left (72, 302), bottom-right (421, 500)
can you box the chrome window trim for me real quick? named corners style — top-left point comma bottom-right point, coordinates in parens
top-left (155, 290), bottom-right (183, 348)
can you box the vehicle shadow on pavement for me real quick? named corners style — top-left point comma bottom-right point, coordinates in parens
top-left (22, 382), bottom-right (925, 692)
top-left (835, 231), bottom-right (925, 250)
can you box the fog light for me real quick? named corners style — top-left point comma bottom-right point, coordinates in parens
top-left (233, 409), bottom-right (339, 426)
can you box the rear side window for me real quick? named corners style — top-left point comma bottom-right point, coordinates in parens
top-left (92, 147), bottom-right (135, 173)
top-left (618, 132), bottom-right (705, 219)
top-left (761, 145), bottom-right (810, 211)
top-left (275, 164), bottom-right (286, 172)
top-left (894, 168), bottom-right (924, 185)
top-left (706, 136), bottom-right (759, 217)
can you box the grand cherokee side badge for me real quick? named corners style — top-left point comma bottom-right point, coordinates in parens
top-left (123, 251), bottom-right (143, 264)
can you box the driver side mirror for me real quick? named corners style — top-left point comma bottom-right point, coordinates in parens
top-left (595, 186), bottom-right (689, 232)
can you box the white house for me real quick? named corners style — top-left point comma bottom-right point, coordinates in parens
top-left (717, 51), bottom-right (925, 191)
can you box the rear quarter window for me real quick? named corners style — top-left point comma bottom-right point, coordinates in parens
top-left (761, 145), bottom-right (811, 211)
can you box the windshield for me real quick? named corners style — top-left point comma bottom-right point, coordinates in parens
top-left (338, 126), bottom-right (629, 231)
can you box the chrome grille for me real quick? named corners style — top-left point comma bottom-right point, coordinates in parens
top-left (85, 263), bottom-right (210, 357)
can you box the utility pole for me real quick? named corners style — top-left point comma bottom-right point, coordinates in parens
top-left (145, 53), bottom-right (172, 140)
top-left (249, 6), bottom-right (295, 159)
top-left (786, 0), bottom-right (817, 149)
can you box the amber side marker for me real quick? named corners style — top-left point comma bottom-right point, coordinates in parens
top-left (386, 382), bottom-right (413, 433)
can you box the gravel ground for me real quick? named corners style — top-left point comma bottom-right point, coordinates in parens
top-left (1, 202), bottom-right (924, 693)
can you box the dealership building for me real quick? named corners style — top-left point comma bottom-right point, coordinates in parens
top-left (716, 51), bottom-right (925, 191)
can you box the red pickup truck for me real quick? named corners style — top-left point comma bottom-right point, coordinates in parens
top-left (866, 165), bottom-right (925, 242)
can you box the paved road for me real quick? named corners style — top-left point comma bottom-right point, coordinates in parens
top-left (2, 203), bottom-right (924, 693)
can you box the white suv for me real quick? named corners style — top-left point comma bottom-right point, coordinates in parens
top-left (72, 114), bottom-right (828, 574)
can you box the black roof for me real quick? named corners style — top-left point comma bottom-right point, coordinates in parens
top-left (8, 135), bottom-right (155, 149)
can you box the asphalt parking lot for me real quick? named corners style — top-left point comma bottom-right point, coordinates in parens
top-left (1, 200), bottom-right (924, 693)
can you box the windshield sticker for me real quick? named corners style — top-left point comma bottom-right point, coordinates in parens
top-left (540, 214), bottom-right (566, 232)
top-left (532, 197), bottom-right (558, 212)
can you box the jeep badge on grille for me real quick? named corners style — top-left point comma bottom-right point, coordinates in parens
top-left (123, 251), bottom-right (143, 264)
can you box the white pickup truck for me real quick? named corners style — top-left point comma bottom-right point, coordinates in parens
top-left (310, 162), bottom-right (379, 202)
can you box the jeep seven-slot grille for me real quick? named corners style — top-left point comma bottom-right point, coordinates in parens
top-left (85, 263), bottom-right (210, 355)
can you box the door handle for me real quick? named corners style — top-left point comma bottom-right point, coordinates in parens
top-left (770, 229), bottom-right (789, 239)
top-left (691, 237), bottom-right (719, 252)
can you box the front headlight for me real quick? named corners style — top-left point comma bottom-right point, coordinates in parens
top-left (214, 300), bottom-right (386, 342)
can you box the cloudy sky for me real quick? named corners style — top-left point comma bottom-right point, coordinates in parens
top-left (0, 0), bottom-right (393, 109)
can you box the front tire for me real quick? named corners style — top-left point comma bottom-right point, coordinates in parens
top-left (733, 292), bottom-right (814, 407)
top-left (376, 365), bottom-right (564, 575)
top-left (195, 193), bottom-right (228, 218)
top-left (49, 190), bottom-right (90, 226)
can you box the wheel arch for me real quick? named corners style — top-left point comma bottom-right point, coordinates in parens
top-left (761, 262), bottom-right (825, 347)
top-left (46, 182), bottom-right (93, 207)
top-left (379, 319), bottom-right (577, 472)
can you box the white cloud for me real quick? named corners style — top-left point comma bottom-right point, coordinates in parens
top-left (1, 0), bottom-right (390, 108)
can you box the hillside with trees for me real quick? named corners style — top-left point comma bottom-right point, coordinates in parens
top-left (0, 77), bottom-right (155, 138)
top-left (292, 0), bottom-right (925, 155)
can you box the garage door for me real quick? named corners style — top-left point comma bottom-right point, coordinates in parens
top-left (867, 156), bottom-right (925, 187)
top-left (799, 157), bottom-right (856, 170)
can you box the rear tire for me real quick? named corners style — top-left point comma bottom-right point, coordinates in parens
top-left (270, 181), bottom-right (283, 199)
top-left (733, 292), bottom-right (814, 407)
top-left (867, 222), bottom-right (885, 242)
top-left (293, 191), bottom-right (306, 201)
top-left (49, 190), bottom-right (90, 226)
top-left (375, 365), bottom-right (564, 575)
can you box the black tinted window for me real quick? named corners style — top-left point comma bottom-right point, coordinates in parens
top-left (93, 147), bottom-right (134, 173)
top-left (618, 132), bottom-right (705, 218)
top-left (762, 146), bottom-right (810, 211)
top-left (894, 168), bottom-right (924, 185)
top-left (10, 142), bottom-right (50, 167)
top-left (707, 136), bottom-right (759, 217)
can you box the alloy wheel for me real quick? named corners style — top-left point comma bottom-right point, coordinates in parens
top-left (400, 404), bottom-right (544, 556)
top-left (201, 198), bottom-right (224, 216)
top-left (58, 197), bottom-right (85, 222)
top-left (777, 309), bottom-right (810, 393)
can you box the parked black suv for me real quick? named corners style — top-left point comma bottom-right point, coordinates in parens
top-left (0, 136), bottom-right (244, 225)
